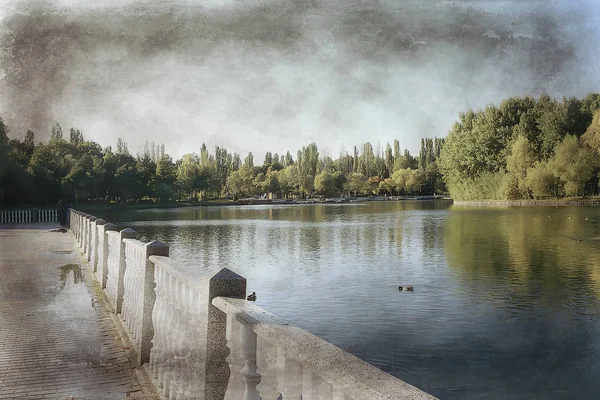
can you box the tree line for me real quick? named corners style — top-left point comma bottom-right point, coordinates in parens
top-left (0, 119), bottom-right (445, 206)
top-left (2, 92), bottom-right (599, 206)
top-left (439, 93), bottom-right (600, 200)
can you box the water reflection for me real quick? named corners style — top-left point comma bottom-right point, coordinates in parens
top-left (98, 202), bottom-right (600, 399)
top-left (58, 263), bottom-right (83, 291)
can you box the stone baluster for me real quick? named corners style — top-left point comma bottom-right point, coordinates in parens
top-left (88, 217), bottom-right (98, 262)
top-left (163, 277), bottom-right (180, 398)
top-left (149, 264), bottom-right (166, 379)
top-left (134, 244), bottom-right (145, 340)
top-left (302, 368), bottom-right (334, 400)
top-left (277, 350), bottom-right (302, 400)
top-left (172, 281), bottom-right (187, 400)
top-left (185, 285), bottom-right (204, 399)
top-left (139, 240), bottom-right (169, 365)
top-left (100, 223), bottom-right (117, 289)
top-left (82, 215), bottom-right (87, 252)
top-left (159, 272), bottom-right (176, 393)
top-left (256, 336), bottom-right (280, 400)
top-left (105, 232), bottom-right (118, 304)
top-left (93, 219), bottom-right (106, 275)
top-left (75, 212), bottom-right (81, 245)
top-left (122, 243), bottom-right (138, 330)
top-left (224, 315), bottom-right (245, 400)
top-left (240, 324), bottom-right (261, 400)
top-left (80, 213), bottom-right (87, 248)
top-left (116, 229), bottom-right (136, 314)
top-left (83, 215), bottom-right (91, 255)
top-left (70, 210), bottom-right (75, 238)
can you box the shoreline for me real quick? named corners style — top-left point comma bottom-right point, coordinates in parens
top-left (71, 196), bottom-right (453, 212)
top-left (453, 198), bottom-right (600, 206)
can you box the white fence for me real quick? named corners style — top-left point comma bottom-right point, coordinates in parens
top-left (0, 208), bottom-right (59, 224)
top-left (69, 209), bottom-right (437, 400)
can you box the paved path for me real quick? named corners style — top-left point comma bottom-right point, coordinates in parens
top-left (0, 224), bottom-right (155, 400)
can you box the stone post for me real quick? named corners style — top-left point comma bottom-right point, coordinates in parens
top-left (93, 219), bottom-right (106, 274)
top-left (83, 215), bottom-right (92, 254)
top-left (80, 213), bottom-right (88, 249)
top-left (139, 240), bottom-right (170, 365)
top-left (69, 209), bottom-right (75, 236)
top-left (206, 268), bottom-right (247, 399)
top-left (87, 216), bottom-right (98, 261)
top-left (74, 211), bottom-right (79, 242)
top-left (116, 228), bottom-right (137, 314)
top-left (102, 223), bottom-right (118, 289)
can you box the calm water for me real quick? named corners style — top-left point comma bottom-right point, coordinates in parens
top-left (99, 201), bottom-right (600, 399)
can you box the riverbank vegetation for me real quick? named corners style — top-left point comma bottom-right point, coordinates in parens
top-left (0, 117), bottom-right (445, 206)
top-left (440, 94), bottom-right (600, 200)
top-left (1, 93), bottom-right (599, 206)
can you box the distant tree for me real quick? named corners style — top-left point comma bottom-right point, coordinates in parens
top-left (69, 128), bottom-right (84, 145)
top-left (314, 171), bottom-right (335, 197)
top-left (50, 123), bottom-right (63, 141)
top-left (24, 129), bottom-right (35, 152)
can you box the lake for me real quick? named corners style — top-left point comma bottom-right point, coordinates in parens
top-left (98, 201), bottom-right (600, 399)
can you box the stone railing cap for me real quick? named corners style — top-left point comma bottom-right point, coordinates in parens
top-left (211, 267), bottom-right (246, 283)
top-left (104, 222), bottom-right (118, 231)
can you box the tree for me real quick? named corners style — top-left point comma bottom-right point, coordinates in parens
top-left (0, 118), bottom-right (9, 180)
top-left (156, 154), bottom-right (176, 185)
top-left (50, 123), bottom-right (63, 141)
top-left (346, 173), bottom-right (368, 196)
top-left (24, 130), bottom-right (35, 152)
top-left (505, 136), bottom-right (534, 196)
top-left (582, 109), bottom-right (600, 155)
top-left (526, 161), bottom-right (555, 199)
top-left (550, 135), bottom-right (598, 196)
top-left (176, 154), bottom-right (200, 200)
top-left (244, 152), bottom-right (254, 169)
top-left (314, 171), bottom-right (335, 197)
top-left (70, 128), bottom-right (84, 145)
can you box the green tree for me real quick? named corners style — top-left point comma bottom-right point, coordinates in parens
top-left (550, 135), bottom-right (598, 196)
top-left (505, 135), bottom-right (534, 197)
top-left (314, 171), bottom-right (335, 197)
top-left (346, 172), bottom-right (368, 196)
top-left (526, 161), bottom-right (555, 199)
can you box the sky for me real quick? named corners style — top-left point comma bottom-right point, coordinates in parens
top-left (1, 0), bottom-right (599, 161)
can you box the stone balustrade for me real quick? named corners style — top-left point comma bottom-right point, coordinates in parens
top-left (0, 208), bottom-right (59, 224)
top-left (212, 297), bottom-right (437, 400)
top-left (68, 209), bottom-right (437, 400)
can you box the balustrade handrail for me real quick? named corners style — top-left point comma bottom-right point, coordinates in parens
top-left (106, 230), bottom-right (120, 238)
top-left (123, 237), bottom-right (146, 250)
top-left (148, 255), bottom-right (206, 292)
top-left (67, 208), bottom-right (437, 399)
top-left (212, 296), bottom-right (437, 400)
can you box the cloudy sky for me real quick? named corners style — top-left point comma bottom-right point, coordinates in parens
top-left (1, 0), bottom-right (599, 160)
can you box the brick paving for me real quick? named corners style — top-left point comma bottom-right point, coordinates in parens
top-left (0, 224), bottom-right (154, 400)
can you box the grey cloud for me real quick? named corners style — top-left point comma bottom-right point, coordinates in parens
top-left (0, 0), bottom-right (598, 160)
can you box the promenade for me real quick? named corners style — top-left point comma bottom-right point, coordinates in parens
top-left (0, 224), bottom-right (156, 400)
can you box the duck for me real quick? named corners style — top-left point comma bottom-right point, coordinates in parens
top-left (247, 292), bottom-right (257, 301)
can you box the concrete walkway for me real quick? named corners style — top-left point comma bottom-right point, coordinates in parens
top-left (0, 224), bottom-right (155, 400)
